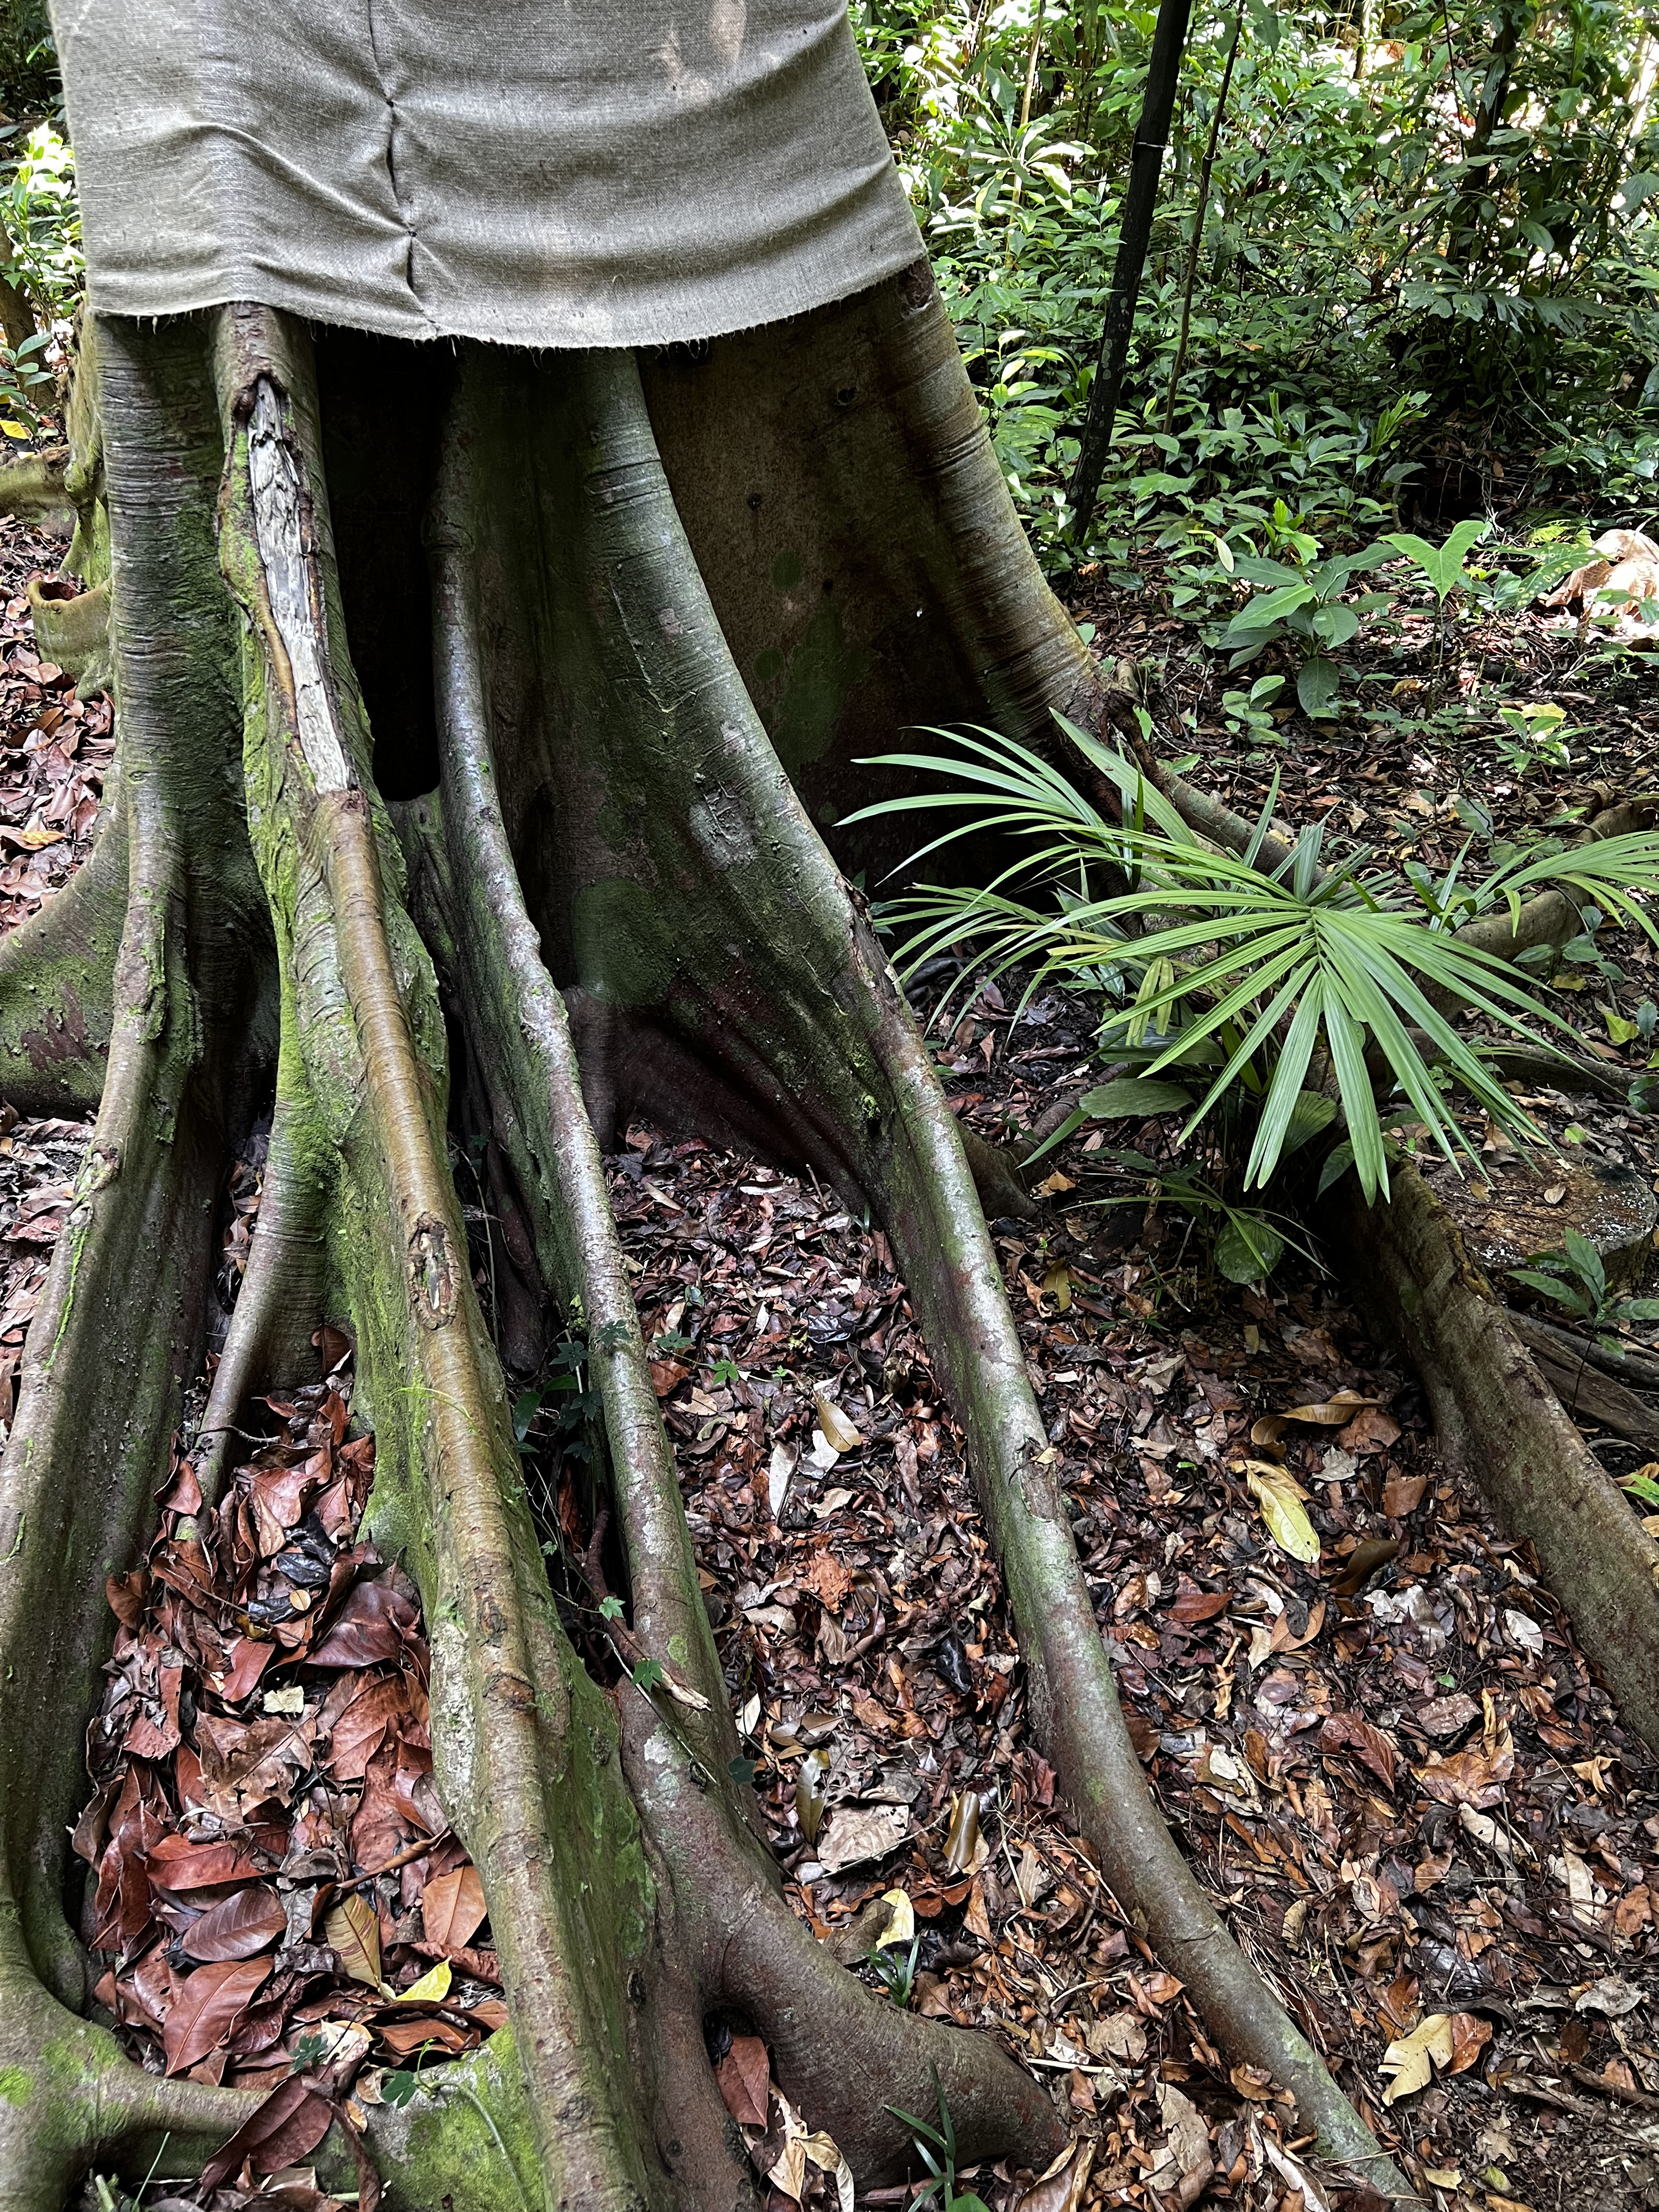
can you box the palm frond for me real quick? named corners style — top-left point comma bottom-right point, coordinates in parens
top-left (858, 721), bottom-right (1659, 1202)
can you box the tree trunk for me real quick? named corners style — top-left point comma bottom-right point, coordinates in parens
top-left (1065, 0), bottom-right (1195, 543)
top-left (0, 270), bottom-right (1410, 2205)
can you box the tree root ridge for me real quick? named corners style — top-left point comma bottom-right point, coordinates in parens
top-left (1334, 1161), bottom-right (1659, 1751)
top-left (0, 294), bottom-right (1410, 2207)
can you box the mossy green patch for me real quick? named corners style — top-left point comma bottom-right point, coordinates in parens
top-left (772, 600), bottom-right (872, 775)
top-left (0, 2065), bottom-right (30, 2106)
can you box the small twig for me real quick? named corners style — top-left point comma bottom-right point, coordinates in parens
top-left (1566, 2060), bottom-right (1659, 2112)
top-left (333, 1828), bottom-right (454, 1892)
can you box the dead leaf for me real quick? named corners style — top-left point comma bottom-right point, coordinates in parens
top-left (1448, 2011), bottom-right (1493, 2074)
top-left (1239, 1460), bottom-right (1321, 1563)
top-left (398, 1958), bottom-right (452, 2005)
top-left (874, 1889), bottom-right (914, 1950)
top-left (812, 1394), bottom-right (860, 1454)
top-left (199, 2074), bottom-right (335, 2190)
top-left (1015, 2138), bottom-right (1095, 2212)
top-left (1379, 2012), bottom-right (1454, 2103)
top-left (716, 2032), bottom-right (771, 2128)
top-left (178, 1883), bottom-right (288, 1963)
top-left (1318, 1712), bottom-right (1396, 1790)
top-left (325, 1891), bottom-right (387, 1993)
top-left (163, 1957), bottom-right (272, 2074)
top-left (815, 1804), bottom-right (909, 1875)
top-left (1382, 1469), bottom-right (1428, 1516)
top-left (422, 1864), bottom-right (488, 1955)
top-left (768, 1441), bottom-right (796, 1517)
top-left (1250, 1391), bottom-right (1377, 1453)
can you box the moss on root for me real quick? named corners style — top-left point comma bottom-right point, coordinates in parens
top-left (0, 288), bottom-right (1430, 2209)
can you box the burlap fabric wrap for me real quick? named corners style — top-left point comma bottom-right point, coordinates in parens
top-left (50, 0), bottom-right (924, 345)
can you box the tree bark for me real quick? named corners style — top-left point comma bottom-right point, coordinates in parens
top-left (0, 276), bottom-right (1410, 2205)
top-left (1066, 0), bottom-right (1195, 542)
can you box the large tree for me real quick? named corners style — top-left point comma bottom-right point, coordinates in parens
top-left (0, 4), bottom-right (1652, 2208)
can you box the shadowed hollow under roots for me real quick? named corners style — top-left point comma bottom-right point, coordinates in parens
top-left (0, 284), bottom-right (1410, 2208)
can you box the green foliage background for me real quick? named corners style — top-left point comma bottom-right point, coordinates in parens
top-left (852, 0), bottom-right (1659, 566)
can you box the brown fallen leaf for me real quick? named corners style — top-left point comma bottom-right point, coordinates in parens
top-left (1381, 1469), bottom-right (1427, 1517)
top-left (142, 1834), bottom-right (265, 1894)
top-left (715, 2032), bottom-right (771, 2129)
top-left (163, 1955), bottom-right (272, 2074)
top-left (199, 2073), bottom-right (335, 2189)
top-left (1448, 2011), bottom-right (1493, 2075)
top-left (1379, 2011), bottom-right (1453, 2104)
top-left (1318, 1711), bottom-right (1397, 1790)
top-left (178, 1881), bottom-right (289, 1963)
top-left (422, 1864), bottom-right (488, 1955)
top-left (325, 1890), bottom-right (386, 1991)
top-left (1330, 1536), bottom-right (1400, 1597)
top-left (1015, 2138), bottom-right (1094, 2212)
top-left (1250, 1390), bottom-right (1378, 1453)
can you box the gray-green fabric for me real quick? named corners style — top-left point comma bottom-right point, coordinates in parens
top-left (51, 1), bottom-right (924, 347)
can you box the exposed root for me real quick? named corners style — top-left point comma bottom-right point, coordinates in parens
top-left (0, 785), bottom-right (124, 1115)
top-left (195, 1079), bottom-right (328, 1503)
top-left (424, 335), bottom-right (1407, 2192)
top-left (1335, 1160), bottom-right (1659, 1752)
top-left (0, 445), bottom-right (70, 527)
top-left (426, 486), bottom-right (1060, 2189)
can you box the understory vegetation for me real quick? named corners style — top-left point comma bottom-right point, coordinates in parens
top-left (1, 7), bottom-right (1658, 2212)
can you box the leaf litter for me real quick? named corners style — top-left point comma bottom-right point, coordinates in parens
top-left (601, 1066), bottom-right (1659, 2212)
top-left (71, 1348), bottom-right (504, 2209)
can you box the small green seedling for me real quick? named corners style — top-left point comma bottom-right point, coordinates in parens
top-left (1507, 1227), bottom-right (1659, 1344)
top-left (886, 2067), bottom-right (990, 2212)
top-left (1380, 516), bottom-right (1489, 669)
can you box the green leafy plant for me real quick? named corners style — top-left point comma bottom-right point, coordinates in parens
top-left (1219, 539), bottom-right (1394, 716)
top-left (857, 717), bottom-right (1659, 1203)
top-left (866, 1931), bottom-right (922, 2007)
top-left (1493, 700), bottom-right (1574, 778)
top-left (1506, 1229), bottom-right (1659, 1342)
top-left (1379, 517), bottom-right (1489, 671)
top-left (885, 2067), bottom-right (990, 2212)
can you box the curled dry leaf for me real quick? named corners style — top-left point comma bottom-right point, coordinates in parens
top-left (943, 1787), bottom-right (981, 1873)
top-left (795, 1748), bottom-right (829, 1845)
top-left (199, 2072), bottom-right (335, 2190)
top-left (873, 1888), bottom-right (914, 1950)
top-left (1250, 1390), bottom-right (1378, 1454)
top-left (768, 1440), bottom-right (796, 1518)
top-left (1015, 2137), bottom-right (1095, 2212)
top-left (812, 1393), bottom-right (861, 1455)
top-left (325, 1891), bottom-right (386, 1993)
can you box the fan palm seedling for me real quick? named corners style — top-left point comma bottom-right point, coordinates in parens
top-left (854, 717), bottom-right (1659, 1203)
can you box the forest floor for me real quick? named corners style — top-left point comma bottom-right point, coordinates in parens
top-left (6, 509), bottom-right (1659, 2212)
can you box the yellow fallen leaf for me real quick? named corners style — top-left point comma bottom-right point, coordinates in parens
top-left (813, 1393), bottom-right (860, 1454)
top-left (1041, 1262), bottom-right (1072, 1312)
top-left (874, 1888), bottom-right (914, 1950)
top-left (325, 1892), bottom-right (385, 1993)
top-left (1239, 1460), bottom-right (1321, 1564)
top-left (1379, 2011), bottom-right (1454, 2104)
top-left (398, 1958), bottom-right (452, 2005)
